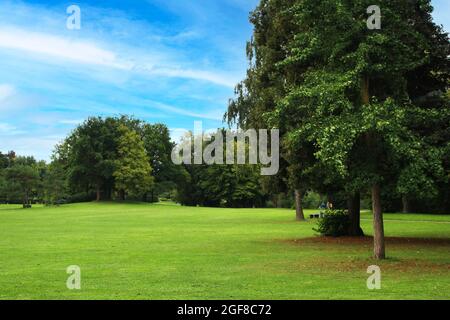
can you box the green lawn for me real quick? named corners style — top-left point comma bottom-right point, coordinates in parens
top-left (0, 202), bottom-right (449, 300)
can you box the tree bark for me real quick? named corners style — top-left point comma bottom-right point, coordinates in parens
top-left (362, 76), bottom-right (385, 259)
top-left (372, 184), bottom-right (385, 259)
top-left (295, 189), bottom-right (305, 221)
top-left (402, 195), bottom-right (410, 213)
top-left (348, 192), bottom-right (364, 236)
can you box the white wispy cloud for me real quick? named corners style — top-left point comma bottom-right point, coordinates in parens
top-left (0, 135), bottom-right (60, 161)
top-left (0, 122), bottom-right (26, 135)
top-left (145, 100), bottom-right (224, 121)
top-left (0, 83), bottom-right (15, 101)
top-left (59, 119), bottom-right (85, 125)
top-left (0, 122), bottom-right (16, 132)
top-left (0, 26), bottom-right (237, 87)
top-left (0, 0), bottom-right (248, 161)
top-left (148, 67), bottom-right (236, 88)
top-left (0, 27), bottom-right (131, 69)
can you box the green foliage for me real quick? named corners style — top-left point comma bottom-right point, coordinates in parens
top-left (141, 123), bottom-right (183, 202)
top-left (66, 192), bottom-right (96, 203)
top-left (4, 164), bottom-right (40, 207)
top-left (43, 162), bottom-right (68, 205)
top-left (0, 151), bottom-right (10, 169)
top-left (175, 132), bottom-right (265, 208)
top-left (177, 162), bottom-right (264, 208)
top-left (313, 209), bottom-right (350, 237)
top-left (54, 116), bottom-right (177, 201)
top-left (228, 0), bottom-right (449, 218)
top-left (60, 116), bottom-right (120, 199)
top-left (302, 192), bottom-right (323, 209)
top-left (113, 125), bottom-right (154, 199)
top-left (0, 170), bottom-right (6, 203)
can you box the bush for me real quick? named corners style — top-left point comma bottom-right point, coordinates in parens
top-left (313, 209), bottom-right (350, 237)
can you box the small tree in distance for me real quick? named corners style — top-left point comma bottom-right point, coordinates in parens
top-left (5, 165), bottom-right (40, 208)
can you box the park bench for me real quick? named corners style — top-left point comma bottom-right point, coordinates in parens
top-left (310, 212), bottom-right (325, 219)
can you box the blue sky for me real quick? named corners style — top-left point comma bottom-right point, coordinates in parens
top-left (0, 0), bottom-right (448, 161)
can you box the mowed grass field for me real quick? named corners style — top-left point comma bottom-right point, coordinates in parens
top-left (0, 202), bottom-right (449, 300)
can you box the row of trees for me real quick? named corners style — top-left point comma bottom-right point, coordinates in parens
top-left (0, 119), bottom-right (272, 208)
top-left (226, 0), bottom-right (449, 259)
top-left (175, 131), bottom-right (266, 207)
top-left (53, 116), bottom-right (182, 202)
top-left (0, 152), bottom-right (44, 207)
top-left (0, 117), bottom-right (182, 206)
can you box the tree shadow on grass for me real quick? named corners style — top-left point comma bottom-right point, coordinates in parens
top-left (284, 236), bottom-right (450, 247)
top-left (267, 236), bottom-right (450, 274)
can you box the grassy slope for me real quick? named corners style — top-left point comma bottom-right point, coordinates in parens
top-left (0, 202), bottom-right (448, 300)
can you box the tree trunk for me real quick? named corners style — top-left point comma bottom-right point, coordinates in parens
top-left (348, 192), bottom-right (364, 236)
top-left (295, 189), bottom-right (305, 221)
top-left (402, 195), bottom-right (410, 213)
top-left (96, 186), bottom-right (101, 201)
top-left (362, 76), bottom-right (385, 259)
top-left (119, 190), bottom-right (125, 201)
top-left (372, 184), bottom-right (385, 259)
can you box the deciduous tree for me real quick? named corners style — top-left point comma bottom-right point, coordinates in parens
top-left (113, 125), bottom-right (154, 199)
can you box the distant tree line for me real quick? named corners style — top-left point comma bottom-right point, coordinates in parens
top-left (0, 117), bottom-right (271, 209)
top-left (0, 116), bottom-right (182, 206)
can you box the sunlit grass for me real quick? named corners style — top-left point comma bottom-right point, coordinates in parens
top-left (0, 202), bottom-right (448, 299)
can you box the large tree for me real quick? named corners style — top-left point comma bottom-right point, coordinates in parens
top-left (60, 117), bottom-right (120, 201)
top-left (226, 0), bottom-right (312, 220)
top-left (229, 0), bottom-right (448, 259)
top-left (398, 2), bottom-right (450, 213)
top-left (113, 125), bottom-right (154, 199)
top-left (278, 0), bottom-right (448, 259)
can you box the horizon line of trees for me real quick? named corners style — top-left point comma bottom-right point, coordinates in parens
top-left (0, 116), bottom-right (183, 206)
top-left (1, 110), bottom-right (448, 214)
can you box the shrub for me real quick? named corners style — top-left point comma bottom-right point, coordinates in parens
top-left (313, 209), bottom-right (350, 237)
